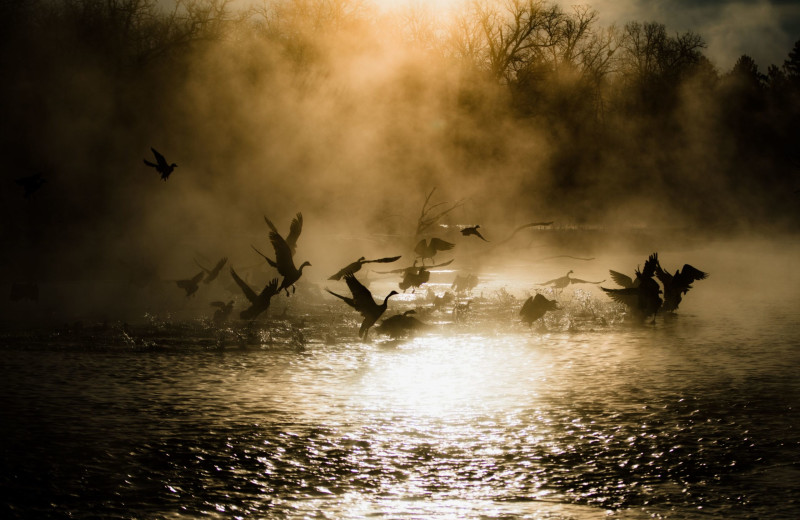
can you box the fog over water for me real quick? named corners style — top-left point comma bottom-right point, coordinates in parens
top-left (1, 1), bottom-right (799, 518)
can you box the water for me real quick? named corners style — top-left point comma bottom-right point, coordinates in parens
top-left (1, 241), bottom-right (799, 519)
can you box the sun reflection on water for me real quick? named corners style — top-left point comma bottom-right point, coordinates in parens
top-left (352, 333), bottom-right (550, 418)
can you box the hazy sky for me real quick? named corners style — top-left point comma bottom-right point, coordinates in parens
top-left (362, 0), bottom-right (800, 70)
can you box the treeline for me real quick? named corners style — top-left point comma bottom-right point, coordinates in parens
top-left (1, 0), bottom-right (799, 248)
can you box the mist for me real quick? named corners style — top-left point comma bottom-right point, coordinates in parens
top-left (1, 0), bottom-right (798, 321)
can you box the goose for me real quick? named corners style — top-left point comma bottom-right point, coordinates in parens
top-left (414, 237), bottom-right (454, 264)
top-left (230, 267), bottom-right (280, 319)
top-left (377, 310), bottom-right (428, 339)
top-left (399, 265), bottom-right (430, 291)
top-left (655, 261), bottom-right (708, 312)
top-left (210, 299), bottom-right (235, 324)
top-left (177, 271), bottom-right (204, 297)
top-left (263, 213), bottom-right (303, 256)
top-left (15, 173), bottom-right (46, 198)
top-left (195, 257), bottom-right (228, 283)
top-left (520, 293), bottom-right (559, 326)
top-left (266, 231), bottom-right (311, 296)
top-left (461, 225), bottom-right (489, 241)
top-left (143, 147), bottom-right (177, 180)
top-left (328, 255), bottom-right (401, 281)
top-left (601, 253), bottom-right (662, 322)
top-left (326, 273), bottom-right (398, 341)
top-left (537, 270), bottom-right (604, 290)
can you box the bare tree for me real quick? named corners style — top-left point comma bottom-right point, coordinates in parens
top-left (415, 188), bottom-right (463, 237)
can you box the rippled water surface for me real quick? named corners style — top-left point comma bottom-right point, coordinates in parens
top-left (2, 243), bottom-right (799, 519)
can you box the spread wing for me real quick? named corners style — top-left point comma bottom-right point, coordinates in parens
top-left (430, 238), bottom-right (454, 252)
top-left (230, 267), bottom-right (258, 303)
top-left (269, 231), bottom-right (295, 276)
top-left (251, 245), bottom-right (277, 269)
top-left (414, 239), bottom-right (427, 257)
top-left (609, 270), bottom-right (635, 288)
top-left (680, 264), bottom-right (708, 283)
top-left (210, 257), bottom-right (228, 276)
top-left (569, 276), bottom-right (604, 285)
top-left (363, 255), bottom-right (402, 264)
top-left (151, 147), bottom-right (168, 169)
top-left (428, 259), bottom-right (454, 269)
top-left (263, 215), bottom-right (279, 235)
top-left (177, 271), bottom-right (204, 289)
top-left (258, 278), bottom-right (280, 299)
top-left (286, 213), bottom-right (303, 251)
top-left (601, 287), bottom-right (639, 308)
top-left (329, 260), bottom-right (361, 281)
top-left (343, 273), bottom-right (376, 313)
top-left (520, 296), bottom-right (535, 316)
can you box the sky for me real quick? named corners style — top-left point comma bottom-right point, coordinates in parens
top-left (360, 0), bottom-right (800, 71)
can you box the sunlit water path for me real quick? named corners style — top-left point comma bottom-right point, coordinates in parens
top-left (1, 245), bottom-right (799, 519)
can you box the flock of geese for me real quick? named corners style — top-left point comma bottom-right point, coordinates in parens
top-left (13, 152), bottom-right (709, 339)
top-left (171, 207), bottom-right (708, 341)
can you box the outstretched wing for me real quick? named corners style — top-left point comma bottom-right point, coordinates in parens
top-left (269, 231), bottom-right (295, 276)
top-left (609, 270), bottom-right (635, 288)
top-left (251, 244), bottom-right (278, 268)
top-left (325, 288), bottom-right (355, 308)
top-left (414, 239), bottom-right (427, 257)
top-left (151, 147), bottom-right (168, 169)
top-left (680, 264), bottom-right (708, 283)
top-left (230, 267), bottom-right (258, 303)
top-left (428, 259), bottom-right (454, 269)
top-left (190, 271), bottom-right (205, 284)
top-left (430, 238), bottom-right (454, 252)
top-left (258, 278), bottom-right (280, 299)
top-left (143, 159), bottom-right (157, 168)
top-left (364, 255), bottom-right (402, 264)
top-left (329, 260), bottom-right (361, 281)
top-left (210, 257), bottom-right (228, 276)
top-left (520, 296), bottom-right (535, 316)
top-left (569, 277), bottom-right (604, 285)
top-left (601, 287), bottom-right (639, 308)
top-left (642, 253), bottom-right (659, 278)
top-left (263, 215), bottom-right (279, 235)
top-left (286, 213), bottom-right (303, 251)
top-left (343, 273), bottom-right (376, 312)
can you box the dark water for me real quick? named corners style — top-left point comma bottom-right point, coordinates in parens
top-left (1, 244), bottom-right (799, 519)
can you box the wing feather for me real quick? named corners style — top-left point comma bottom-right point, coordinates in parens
top-left (609, 270), bottom-right (635, 288)
top-left (230, 267), bottom-right (258, 303)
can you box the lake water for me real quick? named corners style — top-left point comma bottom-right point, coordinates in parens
top-left (1, 238), bottom-right (799, 519)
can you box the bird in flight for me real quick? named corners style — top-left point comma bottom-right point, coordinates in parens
top-left (328, 255), bottom-right (401, 281)
top-left (461, 225), bottom-right (489, 241)
top-left (377, 310), bottom-right (428, 339)
top-left (229, 267), bottom-right (280, 320)
top-left (326, 273), bottom-right (398, 341)
top-left (601, 253), bottom-right (662, 322)
top-left (265, 230), bottom-right (311, 296)
top-left (195, 257), bottom-right (228, 283)
top-left (263, 213), bottom-right (303, 256)
top-left (177, 271), bottom-right (204, 297)
top-left (537, 270), bottom-right (604, 291)
top-left (143, 147), bottom-right (177, 180)
top-left (15, 173), bottom-right (46, 198)
top-left (414, 237), bottom-right (454, 264)
top-left (210, 300), bottom-right (235, 325)
top-left (520, 293), bottom-right (559, 327)
top-left (655, 260), bottom-right (708, 312)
